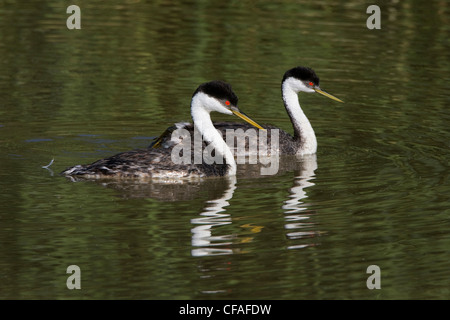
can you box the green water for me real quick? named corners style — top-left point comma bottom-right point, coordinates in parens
top-left (0, 1), bottom-right (449, 299)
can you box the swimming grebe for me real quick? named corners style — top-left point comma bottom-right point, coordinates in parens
top-left (150, 67), bottom-right (343, 156)
top-left (61, 81), bottom-right (265, 179)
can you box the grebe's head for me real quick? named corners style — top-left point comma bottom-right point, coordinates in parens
top-left (192, 81), bottom-right (265, 130)
top-left (282, 66), bottom-right (343, 102)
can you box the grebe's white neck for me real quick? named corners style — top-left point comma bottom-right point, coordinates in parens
top-left (282, 78), bottom-right (317, 156)
top-left (191, 93), bottom-right (237, 175)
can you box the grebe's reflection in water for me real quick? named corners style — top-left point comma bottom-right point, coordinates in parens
top-left (190, 176), bottom-right (237, 257)
top-left (282, 154), bottom-right (320, 250)
top-left (190, 154), bottom-right (320, 257)
top-left (68, 153), bottom-right (320, 256)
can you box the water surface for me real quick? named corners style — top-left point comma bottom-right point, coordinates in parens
top-left (0, 1), bottom-right (449, 300)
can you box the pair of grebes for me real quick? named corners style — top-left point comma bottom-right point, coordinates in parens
top-left (62, 67), bottom-right (343, 179)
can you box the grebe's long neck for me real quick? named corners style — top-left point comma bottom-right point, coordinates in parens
top-left (191, 100), bottom-right (237, 175)
top-left (282, 81), bottom-right (317, 156)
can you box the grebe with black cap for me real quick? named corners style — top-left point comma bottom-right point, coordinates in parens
top-left (61, 81), bottom-right (265, 179)
top-left (150, 67), bottom-right (343, 156)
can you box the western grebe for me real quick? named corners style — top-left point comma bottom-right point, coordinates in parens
top-left (61, 81), bottom-right (265, 179)
top-left (150, 66), bottom-right (343, 156)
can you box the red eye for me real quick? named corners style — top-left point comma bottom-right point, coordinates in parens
top-left (225, 101), bottom-right (230, 105)
top-left (309, 82), bottom-right (314, 86)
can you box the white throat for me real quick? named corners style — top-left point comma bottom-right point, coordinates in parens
top-left (282, 79), bottom-right (317, 156)
top-left (191, 95), bottom-right (237, 175)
